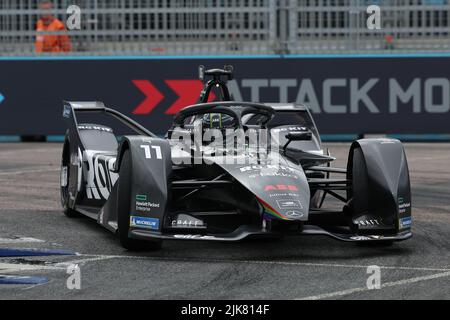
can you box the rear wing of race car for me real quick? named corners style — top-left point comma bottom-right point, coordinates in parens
top-left (62, 101), bottom-right (157, 153)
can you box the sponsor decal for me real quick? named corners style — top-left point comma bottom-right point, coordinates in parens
top-left (355, 219), bottom-right (381, 227)
top-left (399, 216), bottom-right (412, 229)
top-left (398, 197), bottom-right (411, 214)
top-left (268, 192), bottom-right (299, 198)
top-left (272, 126), bottom-right (308, 133)
top-left (239, 164), bottom-right (299, 174)
top-left (173, 234), bottom-right (215, 239)
top-left (264, 184), bottom-right (298, 191)
top-left (135, 194), bottom-right (147, 201)
top-left (130, 216), bottom-right (159, 230)
top-left (350, 235), bottom-right (385, 241)
top-left (77, 125), bottom-right (113, 132)
top-left (284, 210), bottom-right (304, 218)
top-left (276, 199), bottom-right (302, 210)
top-left (84, 151), bottom-right (118, 200)
top-left (135, 197), bottom-right (160, 212)
top-left (171, 219), bottom-right (206, 229)
top-left (247, 171), bottom-right (299, 179)
top-left (63, 105), bottom-right (71, 118)
top-left (379, 138), bottom-right (398, 145)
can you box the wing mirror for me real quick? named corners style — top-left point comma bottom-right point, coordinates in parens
top-left (285, 132), bottom-right (312, 141)
top-left (283, 131), bottom-right (312, 151)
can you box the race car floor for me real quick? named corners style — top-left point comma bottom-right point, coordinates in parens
top-left (0, 142), bottom-right (449, 299)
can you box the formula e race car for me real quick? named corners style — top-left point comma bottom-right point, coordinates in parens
top-left (60, 66), bottom-right (412, 250)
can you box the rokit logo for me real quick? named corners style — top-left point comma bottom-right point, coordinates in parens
top-left (77, 125), bottom-right (112, 132)
top-left (84, 151), bottom-right (118, 200)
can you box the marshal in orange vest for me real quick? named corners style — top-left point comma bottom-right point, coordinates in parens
top-left (35, 18), bottom-right (72, 53)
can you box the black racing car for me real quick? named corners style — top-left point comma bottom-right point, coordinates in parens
top-left (60, 66), bottom-right (412, 250)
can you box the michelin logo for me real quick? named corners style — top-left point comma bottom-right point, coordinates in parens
top-left (399, 216), bottom-right (412, 229)
top-left (130, 216), bottom-right (159, 230)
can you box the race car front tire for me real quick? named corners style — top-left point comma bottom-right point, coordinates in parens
top-left (60, 138), bottom-right (82, 218)
top-left (117, 149), bottom-right (162, 251)
top-left (352, 147), bottom-right (393, 247)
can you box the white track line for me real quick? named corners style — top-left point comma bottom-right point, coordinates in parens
top-left (0, 263), bottom-right (63, 273)
top-left (0, 237), bottom-right (45, 244)
top-left (53, 255), bottom-right (117, 268)
top-left (0, 168), bottom-right (59, 176)
top-left (78, 254), bottom-right (450, 272)
top-left (21, 279), bottom-right (54, 291)
top-left (2, 253), bottom-right (448, 274)
top-left (0, 256), bottom-right (115, 274)
top-left (298, 270), bottom-right (450, 300)
top-left (2, 253), bottom-right (449, 278)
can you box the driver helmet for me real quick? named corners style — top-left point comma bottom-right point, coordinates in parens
top-left (202, 113), bottom-right (235, 129)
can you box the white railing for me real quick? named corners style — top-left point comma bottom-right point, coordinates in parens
top-left (0, 0), bottom-right (449, 56)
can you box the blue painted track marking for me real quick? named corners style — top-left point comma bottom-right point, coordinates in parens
top-left (0, 275), bottom-right (48, 285)
top-left (0, 248), bottom-right (75, 257)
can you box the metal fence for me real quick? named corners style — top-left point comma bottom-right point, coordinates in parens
top-left (0, 0), bottom-right (449, 56)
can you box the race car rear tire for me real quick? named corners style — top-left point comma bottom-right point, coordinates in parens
top-left (60, 138), bottom-right (82, 218)
top-left (117, 149), bottom-right (162, 251)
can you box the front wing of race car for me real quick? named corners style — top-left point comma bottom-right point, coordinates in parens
top-left (129, 224), bottom-right (412, 242)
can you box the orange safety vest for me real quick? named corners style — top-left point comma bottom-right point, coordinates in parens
top-left (35, 18), bottom-right (72, 53)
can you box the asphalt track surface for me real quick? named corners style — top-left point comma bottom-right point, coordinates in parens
top-left (0, 142), bottom-right (449, 300)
